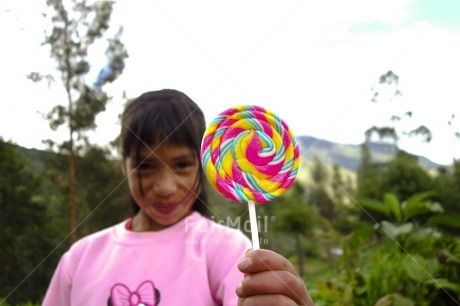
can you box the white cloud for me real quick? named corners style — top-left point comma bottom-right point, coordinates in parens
top-left (1, 0), bottom-right (459, 165)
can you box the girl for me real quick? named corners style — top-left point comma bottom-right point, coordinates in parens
top-left (43, 89), bottom-right (313, 306)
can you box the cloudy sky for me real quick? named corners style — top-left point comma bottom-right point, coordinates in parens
top-left (1, 0), bottom-right (459, 165)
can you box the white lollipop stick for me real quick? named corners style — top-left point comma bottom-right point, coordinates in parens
top-left (248, 200), bottom-right (260, 249)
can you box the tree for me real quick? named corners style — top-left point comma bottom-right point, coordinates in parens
top-left (357, 142), bottom-right (373, 199)
top-left (75, 146), bottom-right (130, 237)
top-left (358, 71), bottom-right (435, 202)
top-left (331, 164), bottom-right (345, 204)
top-left (0, 140), bottom-right (59, 304)
top-left (371, 70), bottom-right (402, 104)
top-left (28, 0), bottom-right (128, 243)
top-left (274, 182), bottom-right (317, 277)
top-left (367, 70), bottom-right (432, 149)
top-left (357, 149), bottom-right (433, 223)
top-left (311, 155), bottom-right (328, 187)
top-left (432, 160), bottom-right (460, 220)
top-left (310, 156), bottom-right (335, 219)
top-left (448, 114), bottom-right (460, 161)
top-left (380, 151), bottom-right (432, 201)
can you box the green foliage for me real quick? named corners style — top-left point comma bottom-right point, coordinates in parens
top-left (335, 231), bottom-right (458, 305)
top-left (356, 143), bottom-right (385, 200)
top-left (74, 146), bottom-right (130, 236)
top-left (429, 215), bottom-right (460, 229)
top-left (39, 146), bottom-right (130, 237)
top-left (303, 139), bottom-right (460, 305)
top-left (374, 293), bottom-right (416, 306)
top-left (359, 191), bottom-right (443, 225)
top-left (273, 182), bottom-right (319, 276)
top-left (275, 196), bottom-right (317, 235)
top-left (403, 192), bottom-right (442, 220)
top-left (384, 193), bottom-right (401, 222)
top-left (359, 198), bottom-right (390, 217)
top-left (310, 278), bottom-right (354, 306)
top-left (311, 156), bottom-right (328, 187)
top-left (0, 142), bottom-right (132, 305)
top-left (0, 301), bottom-right (40, 306)
top-left (381, 151), bottom-right (433, 200)
top-left (432, 160), bottom-right (460, 220)
top-left (312, 190), bottom-right (460, 305)
top-left (358, 149), bottom-right (433, 204)
top-left (351, 246), bottom-right (433, 304)
top-left (0, 140), bottom-right (60, 305)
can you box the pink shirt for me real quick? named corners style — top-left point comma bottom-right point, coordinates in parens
top-left (43, 212), bottom-right (251, 306)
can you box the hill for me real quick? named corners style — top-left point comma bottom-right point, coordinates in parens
top-left (15, 145), bottom-right (52, 173)
top-left (297, 135), bottom-right (441, 172)
top-left (13, 136), bottom-right (442, 178)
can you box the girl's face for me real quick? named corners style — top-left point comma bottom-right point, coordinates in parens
top-left (122, 143), bottom-right (200, 231)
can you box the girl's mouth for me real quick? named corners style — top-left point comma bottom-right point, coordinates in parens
top-left (153, 203), bottom-right (179, 215)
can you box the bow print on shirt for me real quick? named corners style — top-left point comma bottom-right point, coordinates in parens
top-left (108, 280), bottom-right (161, 306)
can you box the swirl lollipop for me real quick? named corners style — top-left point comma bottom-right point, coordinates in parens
top-left (201, 105), bottom-right (300, 249)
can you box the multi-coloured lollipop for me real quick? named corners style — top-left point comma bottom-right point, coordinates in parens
top-left (201, 105), bottom-right (300, 248)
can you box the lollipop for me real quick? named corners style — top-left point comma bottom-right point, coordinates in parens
top-left (201, 105), bottom-right (300, 249)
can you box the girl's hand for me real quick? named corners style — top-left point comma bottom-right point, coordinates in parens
top-left (236, 249), bottom-right (314, 306)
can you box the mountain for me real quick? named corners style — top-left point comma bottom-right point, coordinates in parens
top-left (296, 135), bottom-right (441, 172)
top-left (15, 145), bottom-right (53, 173)
top-left (13, 135), bottom-right (442, 177)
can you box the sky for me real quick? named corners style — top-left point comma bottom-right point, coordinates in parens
top-left (0, 0), bottom-right (459, 165)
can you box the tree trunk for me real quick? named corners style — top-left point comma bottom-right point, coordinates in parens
top-left (296, 232), bottom-right (305, 277)
top-left (66, 66), bottom-right (77, 243)
top-left (69, 148), bottom-right (77, 244)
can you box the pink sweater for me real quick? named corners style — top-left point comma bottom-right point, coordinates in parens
top-left (43, 212), bottom-right (251, 306)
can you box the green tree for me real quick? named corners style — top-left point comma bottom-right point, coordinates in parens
top-left (39, 145), bottom-right (130, 240)
top-left (310, 156), bottom-right (335, 219)
top-left (274, 182), bottom-right (318, 277)
top-left (381, 150), bottom-right (433, 201)
top-left (331, 164), bottom-right (345, 204)
top-left (432, 160), bottom-right (460, 222)
top-left (0, 140), bottom-right (58, 304)
top-left (28, 0), bottom-right (128, 243)
top-left (311, 155), bottom-right (328, 187)
top-left (75, 146), bottom-right (130, 236)
top-left (356, 142), bottom-right (384, 200)
top-left (357, 147), bottom-right (432, 204)
top-left (356, 150), bottom-right (433, 226)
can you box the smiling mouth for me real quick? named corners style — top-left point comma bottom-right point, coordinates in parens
top-left (153, 203), bottom-right (179, 215)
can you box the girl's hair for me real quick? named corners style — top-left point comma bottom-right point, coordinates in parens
top-left (120, 89), bottom-right (209, 217)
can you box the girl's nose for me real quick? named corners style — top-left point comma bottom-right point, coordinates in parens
top-left (153, 171), bottom-right (176, 196)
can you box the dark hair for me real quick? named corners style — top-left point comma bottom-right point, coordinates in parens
top-left (120, 89), bottom-right (209, 216)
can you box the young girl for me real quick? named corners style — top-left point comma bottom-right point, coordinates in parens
top-left (43, 89), bottom-right (313, 306)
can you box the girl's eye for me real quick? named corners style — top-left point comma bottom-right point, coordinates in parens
top-left (138, 162), bottom-right (154, 171)
top-left (175, 161), bottom-right (192, 170)
top-left (174, 159), bottom-right (198, 172)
